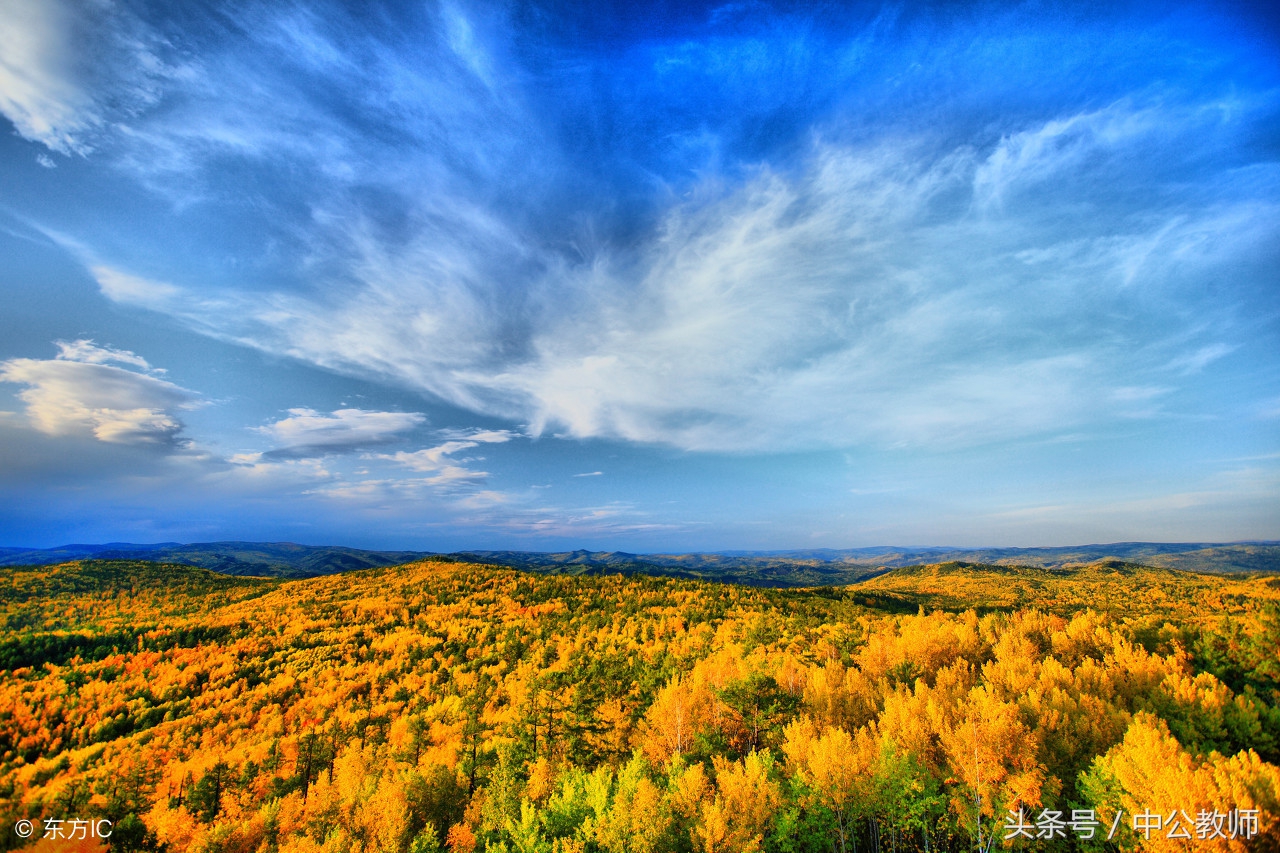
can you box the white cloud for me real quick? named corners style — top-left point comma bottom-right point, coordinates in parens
top-left (0, 0), bottom-right (169, 154)
top-left (971, 101), bottom-right (1158, 211)
top-left (372, 429), bottom-right (517, 494)
top-left (0, 341), bottom-right (199, 446)
top-left (382, 441), bottom-right (482, 472)
top-left (53, 338), bottom-right (154, 370)
top-left (1166, 343), bottom-right (1237, 375)
top-left (0, 0), bottom-right (97, 153)
top-left (1110, 386), bottom-right (1173, 403)
top-left (21, 2), bottom-right (1271, 457)
top-left (437, 428), bottom-right (518, 444)
top-left (257, 408), bottom-right (426, 458)
top-left (91, 265), bottom-right (182, 306)
top-left (86, 86), bottom-right (1274, 453)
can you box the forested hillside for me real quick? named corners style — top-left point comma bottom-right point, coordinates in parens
top-left (1, 560), bottom-right (1278, 852)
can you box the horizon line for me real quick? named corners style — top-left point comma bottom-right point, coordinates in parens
top-left (3, 538), bottom-right (1278, 555)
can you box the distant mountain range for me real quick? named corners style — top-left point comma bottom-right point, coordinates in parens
top-left (1, 540), bottom-right (1277, 585)
top-left (0, 541), bottom-right (426, 579)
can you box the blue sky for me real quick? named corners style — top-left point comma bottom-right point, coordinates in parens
top-left (0, 0), bottom-right (1277, 550)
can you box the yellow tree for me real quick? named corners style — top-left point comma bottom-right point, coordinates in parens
top-left (694, 750), bottom-right (781, 853)
top-left (641, 674), bottom-right (713, 764)
top-left (782, 719), bottom-right (876, 853)
top-left (804, 660), bottom-right (879, 734)
top-left (937, 684), bottom-right (1048, 849)
top-left (1082, 712), bottom-right (1280, 852)
top-left (592, 755), bottom-right (674, 853)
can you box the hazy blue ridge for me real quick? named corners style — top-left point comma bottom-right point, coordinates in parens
top-left (0, 542), bottom-right (433, 578)
top-left (1, 541), bottom-right (1276, 584)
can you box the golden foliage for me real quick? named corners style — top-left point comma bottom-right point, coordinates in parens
top-left (1, 558), bottom-right (1278, 853)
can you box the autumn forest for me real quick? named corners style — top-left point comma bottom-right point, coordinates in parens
top-left (2, 558), bottom-right (1279, 853)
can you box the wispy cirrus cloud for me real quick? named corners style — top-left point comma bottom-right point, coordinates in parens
top-left (0, 341), bottom-right (200, 447)
top-left (5, 2), bottom-right (1278, 460)
top-left (475, 502), bottom-right (690, 540)
top-left (980, 459), bottom-right (1280, 543)
top-left (87, 95), bottom-right (1276, 452)
top-left (1166, 343), bottom-right (1237, 376)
